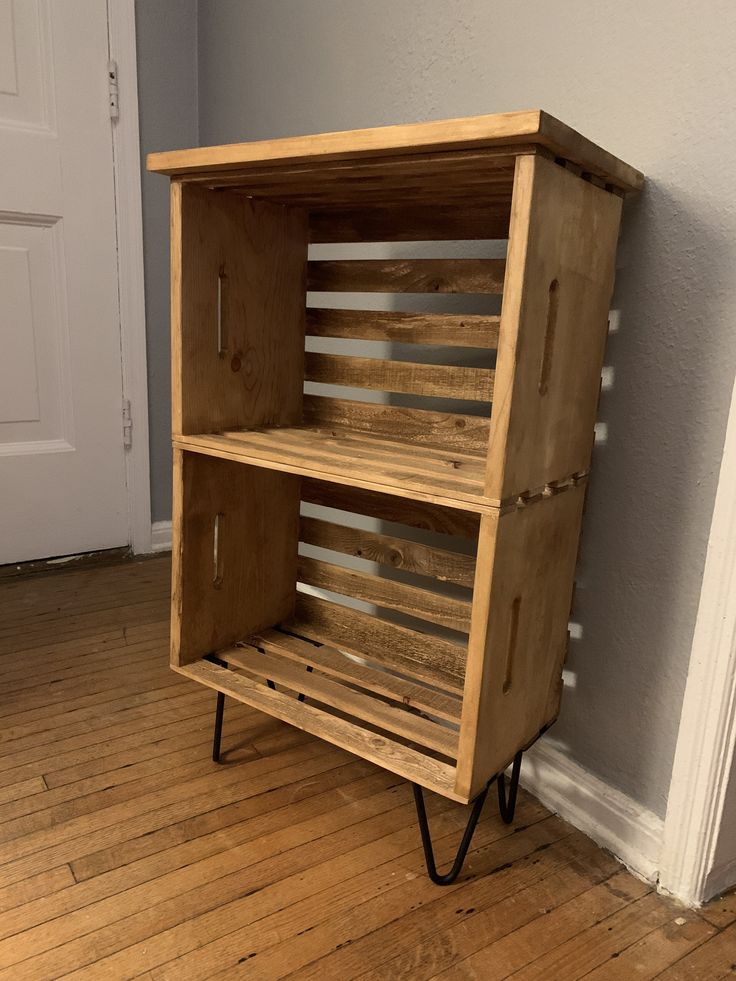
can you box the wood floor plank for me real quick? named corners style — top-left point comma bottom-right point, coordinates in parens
top-left (290, 828), bottom-right (617, 981)
top-left (0, 741), bottom-right (346, 890)
top-left (473, 889), bottom-right (670, 981)
top-left (0, 759), bottom-right (383, 954)
top-left (700, 887), bottom-right (736, 928)
top-left (0, 678), bottom-right (190, 741)
top-left (0, 709), bottom-right (271, 845)
top-left (583, 909), bottom-right (716, 980)
top-left (0, 778), bottom-right (46, 807)
top-left (147, 805), bottom-right (559, 981)
top-left (0, 867), bottom-right (75, 915)
top-left (0, 786), bottom-right (429, 979)
top-left (0, 685), bottom-right (215, 761)
top-left (66, 800), bottom-right (546, 981)
top-left (655, 920), bottom-right (736, 979)
top-left (1, 555), bottom-right (727, 981)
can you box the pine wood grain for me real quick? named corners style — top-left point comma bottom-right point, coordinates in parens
top-left (147, 109), bottom-right (644, 192)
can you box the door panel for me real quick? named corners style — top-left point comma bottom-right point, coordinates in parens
top-left (0, 0), bottom-right (129, 562)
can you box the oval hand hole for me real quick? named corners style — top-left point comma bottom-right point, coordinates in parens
top-left (217, 266), bottom-right (227, 357)
top-left (212, 512), bottom-right (225, 588)
top-left (503, 596), bottom-right (521, 694)
top-left (538, 279), bottom-right (560, 396)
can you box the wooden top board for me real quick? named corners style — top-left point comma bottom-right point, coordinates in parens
top-left (147, 109), bottom-right (643, 193)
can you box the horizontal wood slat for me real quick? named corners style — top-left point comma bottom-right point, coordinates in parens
top-left (255, 426), bottom-right (484, 475)
top-left (288, 593), bottom-right (466, 694)
top-left (301, 478), bottom-right (481, 538)
top-left (309, 206), bottom-right (511, 243)
top-left (299, 515), bottom-right (476, 587)
top-left (296, 555), bottom-right (472, 633)
top-left (249, 628), bottom-right (462, 723)
top-left (305, 353), bottom-right (494, 401)
top-left (175, 660), bottom-right (461, 799)
top-left (224, 646), bottom-right (458, 757)
top-left (306, 308), bottom-right (500, 348)
top-left (307, 259), bottom-right (506, 293)
top-left (303, 396), bottom-right (490, 452)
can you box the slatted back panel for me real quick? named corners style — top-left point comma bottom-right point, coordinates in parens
top-left (286, 478), bottom-right (480, 697)
top-left (304, 250), bottom-right (507, 455)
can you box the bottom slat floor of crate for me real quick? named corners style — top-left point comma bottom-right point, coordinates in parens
top-left (174, 627), bottom-right (468, 802)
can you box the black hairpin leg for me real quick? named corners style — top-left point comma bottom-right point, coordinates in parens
top-left (210, 659), bottom-right (314, 764)
top-left (413, 750), bottom-right (524, 885)
top-left (212, 691), bottom-right (225, 763)
top-left (297, 665), bottom-right (313, 702)
top-left (497, 750), bottom-right (523, 824)
top-left (413, 783), bottom-right (489, 886)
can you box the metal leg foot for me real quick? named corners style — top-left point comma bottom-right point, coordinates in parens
top-left (497, 750), bottom-right (523, 824)
top-left (413, 783), bottom-right (489, 886)
top-left (212, 691), bottom-right (225, 763)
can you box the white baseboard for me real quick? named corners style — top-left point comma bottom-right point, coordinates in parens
top-left (150, 520), bottom-right (172, 553)
top-left (520, 740), bottom-right (664, 884)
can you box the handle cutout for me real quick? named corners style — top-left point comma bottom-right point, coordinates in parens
top-left (212, 512), bottom-right (224, 587)
top-left (538, 278), bottom-right (560, 396)
top-left (217, 266), bottom-right (227, 356)
top-left (503, 596), bottom-right (521, 694)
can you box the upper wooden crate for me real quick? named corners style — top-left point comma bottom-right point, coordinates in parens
top-left (150, 111), bottom-right (640, 510)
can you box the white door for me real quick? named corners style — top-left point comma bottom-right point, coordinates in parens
top-left (0, 0), bottom-right (129, 563)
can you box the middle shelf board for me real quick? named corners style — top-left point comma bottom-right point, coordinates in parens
top-left (174, 425), bottom-right (497, 514)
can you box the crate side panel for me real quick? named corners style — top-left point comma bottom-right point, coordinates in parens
top-left (455, 484), bottom-right (585, 798)
top-left (487, 155), bottom-right (623, 499)
top-left (171, 183), bottom-right (308, 435)
top-left (171, 452), bottom-right (300, 666)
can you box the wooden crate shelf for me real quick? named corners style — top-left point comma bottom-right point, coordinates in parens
top-left (175, 424), bottom-right (491, 513)
top-left (150, 110), bottom-right (641, 813)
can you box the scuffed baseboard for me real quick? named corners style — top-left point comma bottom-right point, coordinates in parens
top-left (521, 740), bottom-right (664, 884)
top-left (150, 520), bottom-right (172, 553)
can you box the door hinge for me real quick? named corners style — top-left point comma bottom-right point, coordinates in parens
top-left (122, 399), bottom-right (132, 449)
top-left (108, 60), bottom-right (119, 120)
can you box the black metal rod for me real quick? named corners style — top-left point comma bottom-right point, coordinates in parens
top-left (212, 691), bottom-right (225, 764)
top-left (412, 783), bottom-right (489, 886)
top-left (497, 750), bottom-right (523, 824)
top-left (297, 665), bottom-right (314, 702)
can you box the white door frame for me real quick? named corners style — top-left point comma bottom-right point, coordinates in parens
top-left (107, 0), bottom-right (151, 554)
top-left (659, 372), bottom-right (736, 904)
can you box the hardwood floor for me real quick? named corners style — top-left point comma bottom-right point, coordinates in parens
top-left (0, 555), bottom-right (734, 980)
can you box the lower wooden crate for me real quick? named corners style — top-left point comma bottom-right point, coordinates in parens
top-left (171, 450), bottom-right (585, 803)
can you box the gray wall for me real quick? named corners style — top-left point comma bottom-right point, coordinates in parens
top-left (136, 0), bottom-right (198, 522)
top-left (140, 0), bottom-right (736, 818)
